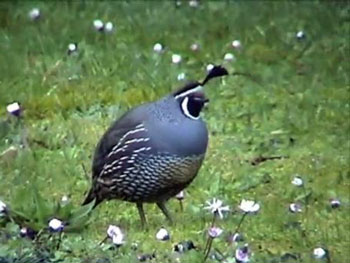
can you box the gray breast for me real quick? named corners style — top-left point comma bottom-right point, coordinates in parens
top-left (145, 96), bottom-right (208, 156)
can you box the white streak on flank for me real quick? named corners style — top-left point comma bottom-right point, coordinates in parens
top-left (124, 137), bottom-right (150, 144)
top-left (99, 123), bottom-right (150, 177)
top-left (124, 138), bottom-right (137, 144)
top-left (175, 85), bottom-right (203, 99)
top-left (132, 146), bottom-right (152, 154)
top-left (103, 159), bottom-right (120, 170)
top-left (107, 147), bottom-right (125, 157)
top-left (181, 97), bottom-right (200, 120)
top-left (133, 147), bottom-right (146, 153)
top-left (108, 124), bottom-right (147, 157)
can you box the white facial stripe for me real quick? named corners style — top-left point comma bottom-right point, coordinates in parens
top-left (175, 85), bottom-right (203, 99)
top-left (181, 96), bottom-right (200, 120)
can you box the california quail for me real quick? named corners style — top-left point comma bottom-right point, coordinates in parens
top-left (82, 66), bottom-right (228, 227)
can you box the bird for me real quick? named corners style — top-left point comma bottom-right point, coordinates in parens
top-left (82, 65), bottom-right (228, 227)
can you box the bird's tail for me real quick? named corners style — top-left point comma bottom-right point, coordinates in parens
top-left (82, 188), bottom-right (103, 208)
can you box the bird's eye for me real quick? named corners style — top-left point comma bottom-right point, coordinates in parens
top-left (181, 96), bottom-right (203, 120)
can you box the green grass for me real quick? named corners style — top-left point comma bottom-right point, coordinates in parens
top-left (0, 1), bottom-right (349, 262)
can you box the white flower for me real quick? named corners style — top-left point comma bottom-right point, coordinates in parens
top-left (173, 241), bottom-right (196, 253)
top-left (172, 54), bottom-right (182, 64)
top-left (296, 31), bottom-right (306, 40)
top-left (156, 227), bottom-right (170, 241)
top-left (19, 226), bottom-right (36, 239)
top-left (175, 190), bottom-right (185, 200)
top-left (330, 198), bottom-right (341, 208)
top-left (153, 43), bottom-right (163, 53)
top-left (107, 225), bottom-right (124, 246)
top-left (190, 43), bottom-right (200, 51)
top-left (232, 40), bottom-right (242, 49)
top-left (68, 43), bottom-right (77, 52)
top-left (93, 19), bottom-right (104, 31)
top-left (313, 247), bottom-right (327, 259)
top-left (29, 8), bottom-right (40, 20)
top-left (105, 22), bottom-right (113, 33)
top-left (208, 226), bottom-right (223, 238)
top-left (227, 232), bottom-right (244, 243)
top-left (61, 195), bottom-right (69, 204)
top-left (189, 0), bottom-right (199, 8)
top-left (6, 102), bottom-right (21, 116)
top-left (67, 43), bottom-right (78, 55)
top-left (177, 73), bottom-right (186, 81)
top-left (235, 244), bottom-right (250, 263)
top-left (204, 198), bottom-right (230, 219)
top-left (138, 253), bottom-right (156, 262)
top-left (175, 1), bottom-right (182, 7)
top-left (291, 176), bottom-right (303, 187)
top-left (232, 232), bottom-right (244, 242)
top-left (107, 225), bottom-right (121, 238)
top-left (48, 218), bottom-right (64, 232)
top-left (20, 227), bottom-right (28, 236)
top-left (206, 64), bottom-right (214, 72)
top-left (174, 243), bottom-right (184, 253)
top-left (224, 53), bottom-right (235, 61)
top-left (289, 203), bottom-right (302, 213)
top-left (0, 200), bottom-right (7, 216)
top-left (238, 199), bottom-right (260, 213)
top-left (112, 233), bottom-right (124, 246)
top-left (131, 242), bottom-right (139, 250)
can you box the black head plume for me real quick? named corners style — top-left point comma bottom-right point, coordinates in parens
top-left (173, 65), bottom-right (228, 98)
top-left (200, 65), bottom-right (228, 86)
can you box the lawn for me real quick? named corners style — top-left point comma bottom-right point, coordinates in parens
top-left (0, 1), bottom-right (349, 262)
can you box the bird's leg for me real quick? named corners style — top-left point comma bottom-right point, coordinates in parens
top-left (157, 202), bottom-right (173, 224)
top-left (136, 202), bottom-right (147, 229)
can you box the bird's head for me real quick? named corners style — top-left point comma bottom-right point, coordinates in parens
top-left (173, 66), bottom-right (228, 120)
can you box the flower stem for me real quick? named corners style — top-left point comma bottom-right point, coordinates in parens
top-left (233, 212), bottom-right (247, 235)
top-left (179, 200), bottom-right (183, 212)
top-left (211, 213), bottom-right (217, 227)
top-left (56, 232), bottom-right (63, 250)
top-left (302, 185), bottom-right (309, 214)
top-left (203, 237), bottom-right (213, 262)
top-left (301, 185), bottom-right (312, 247)
top-left (99, 235), bottom-right (108, 245)
top-left (18, 118), bottom-right (29, 149)
top-left (203, 236), bottom-right (210, 255)
top-left (33, 228), bottom-right (44, 244)
top-left (7, 213), bottom-right (15, 224)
